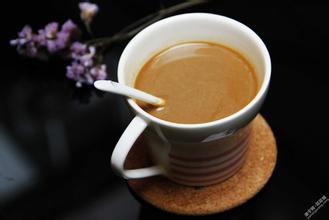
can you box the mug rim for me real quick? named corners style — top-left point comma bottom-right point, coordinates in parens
top-left (118, 13), bottom-right (271, 130)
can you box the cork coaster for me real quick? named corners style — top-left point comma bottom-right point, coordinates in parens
top-left (125, 114), bottom-right (277, 215)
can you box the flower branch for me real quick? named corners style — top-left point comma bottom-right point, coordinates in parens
top-left (10, 0), bottom-right (208, 87)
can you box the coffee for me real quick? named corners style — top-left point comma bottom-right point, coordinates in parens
top-left (134, 42), bottom-right (258, 124)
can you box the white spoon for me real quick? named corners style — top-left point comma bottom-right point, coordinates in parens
top-left (94, 80), bottom-right (165, 106)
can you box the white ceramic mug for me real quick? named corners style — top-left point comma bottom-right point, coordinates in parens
top-left (111, 13), bottom-right (271, 186)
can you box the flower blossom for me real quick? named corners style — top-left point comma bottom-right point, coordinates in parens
top-left (10, 25), bottom-right (39, 57)
top-left (66, 42), bottom-right (107, 87)
top-left (40, 20), bottom-right (80, 54)
top-left (10, 20), bottom-right (80, 57)
top-left (79, 2), bottom-right (99, 27)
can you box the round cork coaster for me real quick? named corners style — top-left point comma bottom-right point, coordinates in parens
top-left (125, 114), bottom-right (277, 215)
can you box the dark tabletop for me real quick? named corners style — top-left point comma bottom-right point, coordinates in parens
top-left (1, 1), bottom-right (329, 219)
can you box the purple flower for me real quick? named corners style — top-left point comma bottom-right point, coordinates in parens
top-left (61, 20), bottom-right (77, 33)
top-left (90, 64), bottom-right (107, 80)
top-left (44, 22), bottom-right (59, 38)
top-left (70, 42), bottom-right (87, 59)
top-left (34, 30), bottom-right (47, 46)
top-left (79, 2), bottom-right (99, 26)
top-left (46, 40), bottom-right (58, 54)
top-left (66, 61), bottom-right (107, 87)
top-left (44, 20), bottom-right (79, 54)
top-left (53, 32), bottom-right (70, 52)
top-left (11, 20), bottom-right (81, 57)
top-left (10, 25), bottom-right (40, 57)
top-left (70, 42), bottom-right (95, 66)
top-left (18, 25), bottom-right (33, 39)
top-left (80, 46), bottom-right (95, 66)
top-left (66, 61), bottom-right (85, 85)
top-left (66, 42), bottom-right (107, 87)
top-left (10, 15), bottom-right (106, 87)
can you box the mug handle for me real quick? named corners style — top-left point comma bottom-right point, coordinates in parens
top-left (111, 115), bottom-right (165, 179)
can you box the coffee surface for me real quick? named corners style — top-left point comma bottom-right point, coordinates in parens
top-left (134, 42), bottom-right (258, 124)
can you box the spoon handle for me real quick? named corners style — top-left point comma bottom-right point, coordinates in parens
top-left (94, 80), bottom-right (165, 106)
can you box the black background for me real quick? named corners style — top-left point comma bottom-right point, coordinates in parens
top-left (1, 0), bottom-right (329, 219)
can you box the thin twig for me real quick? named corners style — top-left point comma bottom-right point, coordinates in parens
top-left (86, 0), bottom-right (208, 48)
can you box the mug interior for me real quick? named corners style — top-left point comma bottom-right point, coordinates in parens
top-left (117, 13), bottom-right (271, 129)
